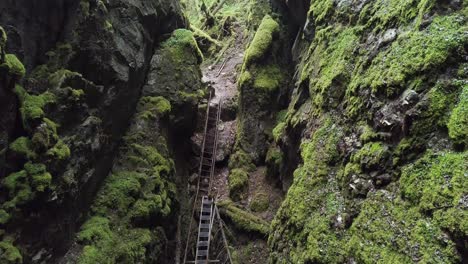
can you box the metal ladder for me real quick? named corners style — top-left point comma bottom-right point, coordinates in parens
top-left (194, 196), bottom-right (214, 264)
top-left (184, 94), bottom-right (223, 264)
top-left (198, 101), bottom-right (221, 196)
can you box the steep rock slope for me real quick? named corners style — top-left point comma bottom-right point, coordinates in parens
top-left (267, 0), bottom-right (467, 263)
top-left (0, 0), bottom-right (202, 263)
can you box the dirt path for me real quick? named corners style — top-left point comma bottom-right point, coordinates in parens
top-left (202, 25), bottom-right (244, 105)
top-left (202, 24), bottom-right (245, 201)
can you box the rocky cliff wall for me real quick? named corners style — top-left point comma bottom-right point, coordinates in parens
top-left (0, 0), bottom-right (205, 263)
top-left (266, 0), bottom-right (467, 263)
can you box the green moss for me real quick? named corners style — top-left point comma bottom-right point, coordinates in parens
top-left (272, 122), bottom-right (286, 142)
top-left (24, 162), bottom-right (52, 192)
top-left (246, 0), bottom-right (271, 30)
top-left (243, 15), bottom-right (279, 67)
top-left (269, 117), bottom-right (343, 263)
top-left (78, 246), bottom-right (106, 264)
top-left (392, 137), bottom-right (425, 165)
top-left (14, 85), bottom-right (56, 128)
top-left (71, 89), bottom-right (85, 100)
top-left (272, 110), bottom-right (287, 142)
top-left (0, 210), bottom-right (10, 225)
top-left (2, 162), bottom-right (52, 208)
top-left (218, 200), bottom-right (269, 235)
top-left (400, 151), bottom-right (467, 212)
top-left (348, 191), bottom-right (459, 263)
top-left (190, 25), bottom-right (222, 49)
top-left (411, 83), bottom-right (459, 135)
top-left (0, 54), bottom-right (26, 78)
top-left (308, 0), bottom-right (334, 24)
top-left (228, 150), bottom-right (255, 172)
top-left (252, 64), bottom-right (282, 92)
top-left (104, 20), bottom-right (113, 31)
top-left (357, 0), bottom-right (435, 32)
top-left (80, 1), bottom-right (90, 17)
top-left (31, 118), bottom-right (59, 150)
top-left (359, 124), bottom-right (378, 143)
top-left (305, 27), bottom-right (359, 112)
top-left (447, 85), bottom-right (467, 146)
top-left (229, 168), bottom-right (249, 201)
top-left (46, 140), bottom-right (71, 160)
top-left (3, 170), bottom-right (29, 200)
top-left (138, 96), bottom-right (171, 120)
top-left (0, 239), bottom-right (22, 264)
top-left (250, 192), bottom-right (269, 212)
top-left (351, 142), bottom-right (390, 170)
top-left (265, 146), bottom-right (282, 178)
top-left (350, 14), bottom-right (467, 97)
top-left (47, 69), bottom-right (76, 88)
top-left (9, 137), bottom-right (36, 159)
top-left (92, 171), bottom-right (144, 216)
top-left (78, 226), bottom-right (152, 264)
top-left (77, 216), bottom-right (113, 244)
top-left (130, 192), bottom-right (172, 221)
top-left (162, 29), bottom-right (203, 64)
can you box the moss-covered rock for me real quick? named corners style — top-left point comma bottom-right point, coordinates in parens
top-left (0, 210), bottom-right (10, 225)
top-left (162, 29), bottom-right (203, 64)
top-left (228, 149), bottom-right (256, 172)
top-left (218, 200), bottom-right (269, 236)
top-left (9, 137), bottom-right (37, 160)
top-left (0, 239), bottom-right (22, 264)
top-left (348, 190), bottom-right (459, 263)
top-left (0, 54), bottom-right (25, 78)
top-left (351, 142), bottom-right (390, 170)
top-left (265, 145), bottom-right (282, 179)
top-left (229, 168), bottom-right (249, 201)
top-left (76, 93), bottom-right (177, 262)
top-left (269, 117), bottom-right (343, 263)
top-left (236, 14), bottom-right (287, 162)
top-left (14, 85), bottom-right (56, 129)
top-left (447, 85), bottom-right (467, 147)
top-left (138, 96), bottom-right (171, 120)
top-left (250, 192), bottom-right (269, 212)
top-left (400, 151), bottom-right (467, 238)
top-left (350, 14), bottom-right (467, 98)
top-left (243, 15), bottom-right (279, 67)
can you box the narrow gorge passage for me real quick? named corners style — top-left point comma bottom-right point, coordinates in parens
top-left (0, 0), bottom-right (467, 263)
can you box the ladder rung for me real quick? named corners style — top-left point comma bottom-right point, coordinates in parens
top-left (197, 250), bottom-right (208, 256)
top-left (198, 241), bottom-right (209, 247)
top-left (202, 207), bottom-right (211, 213)
top-left (200, 215), bottom-right (211, 220)
top-left (199, 223), bottom-right (210, 229)
top-left (199, 232), bottom-right (210, 237)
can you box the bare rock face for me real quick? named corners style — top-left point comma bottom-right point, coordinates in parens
top-left (215, 120), bottom-right (237, 162)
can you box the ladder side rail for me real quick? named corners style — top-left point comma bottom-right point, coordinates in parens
top-left (204, 199), bottom-right (215, 263)
top-left (208, 101), bottom-right (222, 195)
top-left (195, 197), bottom-right (209, 262)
